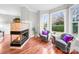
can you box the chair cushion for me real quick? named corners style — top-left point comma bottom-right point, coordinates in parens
top-left (63, 34), bottom-right (73, 43)
top-left (42, 30), bottom-right (49, 35)
top-left (60, 34), bottom-right (66, 40)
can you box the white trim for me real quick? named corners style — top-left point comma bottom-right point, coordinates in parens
top-left (68, 5), bottom-right (77, 34)
top-left (64, 9), bottom-right (69, 33)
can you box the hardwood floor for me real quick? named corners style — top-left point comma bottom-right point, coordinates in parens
top-left (0, 35), bottom-right (63, 54)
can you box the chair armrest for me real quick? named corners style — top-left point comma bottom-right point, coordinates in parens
top-left (67, 42), bottom-right (71, 47)
top-left (56, 39), bottom-right (67, 45)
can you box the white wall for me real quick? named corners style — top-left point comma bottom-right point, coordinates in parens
top-left (20, 7), bottom-right (29, 21)
top-left (20, 7), bottom-right (38, 37)
top-left (29, 11), bottom-right (38, 37)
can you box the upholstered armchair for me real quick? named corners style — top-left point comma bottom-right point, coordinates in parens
top-left (39, 29), bottom-right (49, 42)
top-left (55, 33), bottom-right (73, 53)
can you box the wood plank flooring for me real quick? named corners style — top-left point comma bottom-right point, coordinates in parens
top-left (0, 35), bottom-right (63, 54)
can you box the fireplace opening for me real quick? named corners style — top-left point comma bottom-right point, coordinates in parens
top-left (10, 29), bottom-right (29, 47)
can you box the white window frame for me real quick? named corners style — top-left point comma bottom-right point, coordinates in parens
top-left (69, 4), bottom-right (79, 35)
top-left (50, 10), bottom-right (65, 33)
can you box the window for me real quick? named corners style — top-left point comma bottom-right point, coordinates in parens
top-left (40, 14), bottom-right (49, 31)
top-left (72, 23), bottom-right (78, 34)
top-left (71, 5), bottom-right (79, 35)
top-left (51, 12), bottom-right (64, 33)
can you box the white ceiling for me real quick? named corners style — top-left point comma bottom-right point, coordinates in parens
top-left (22, 4), bottom-right (63, 12)
top-left (0, 4), bottom-right (64, 13)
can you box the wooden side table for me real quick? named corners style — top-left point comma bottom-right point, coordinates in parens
top-left (50, 33), bottom-right (56, 44)
top-left (50, 36), bottom-right (55, 44)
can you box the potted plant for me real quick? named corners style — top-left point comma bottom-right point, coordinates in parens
top-left (32, 27), bottom-right (37, 38)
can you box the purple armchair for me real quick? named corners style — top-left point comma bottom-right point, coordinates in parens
top-left (40, 30), bottom-right (49, 42)
top-left (55, 33), bottom-right (73, 53)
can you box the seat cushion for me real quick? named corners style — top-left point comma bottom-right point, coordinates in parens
top-left (56, 39), bottom-right (67, 45)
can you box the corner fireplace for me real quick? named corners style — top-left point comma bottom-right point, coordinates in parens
top-left (10, 18), bottom-right (29, 47)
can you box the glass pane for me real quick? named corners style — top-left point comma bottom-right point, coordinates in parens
top-left (72, 23), bottom-right (78, 34)
top-left (40, 14), bottom-right (49, 31)
top-left (52, 12), bottom-right (64, 33)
